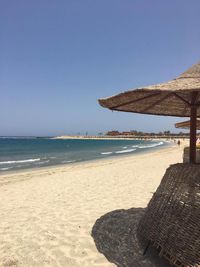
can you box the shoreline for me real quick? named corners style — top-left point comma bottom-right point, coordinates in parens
top-left (0, 141), bottom-right (174, 177)
top-left (0, 141), bottom-right (184, 266)
top-left (0, 144), bottom-right (179, 186)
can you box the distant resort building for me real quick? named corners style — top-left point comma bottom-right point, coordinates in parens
top-left (106, 130), bottom-right (135, 136)
top-left (106, 130), bottom-right (189, 138)
top-left (106, 131), bottom-right (120, 136)
top-left (121, 131), bottom-right (133, 136)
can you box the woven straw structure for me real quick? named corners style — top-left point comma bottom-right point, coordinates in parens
top-left (98, 61), bottom-right (200, 265)
top-left (98, 62), bottom-right (200, 117)
top-left (175, 119), bottom-right (200, 130)
top-left (137, 163), bottom-right (200, 267)
top-left (183, 147), bottom-right (200, 163)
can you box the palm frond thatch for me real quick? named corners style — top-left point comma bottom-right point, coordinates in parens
top-left (99, 62), bottom-right (200, 117)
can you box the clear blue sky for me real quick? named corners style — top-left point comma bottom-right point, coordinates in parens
top-left (1, 0), bottom-right (200, 136)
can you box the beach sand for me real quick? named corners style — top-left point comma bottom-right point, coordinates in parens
top-left (0, 144), bottom-right (184, 267)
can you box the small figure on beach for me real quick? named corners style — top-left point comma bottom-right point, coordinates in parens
top-left (177, 140), bottom-right (181, 146)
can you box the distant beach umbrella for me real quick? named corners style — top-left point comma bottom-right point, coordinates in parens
top-left (99, 62), bottom-right (200, 163)
top-left (175, 119), bottom-right (200, 130)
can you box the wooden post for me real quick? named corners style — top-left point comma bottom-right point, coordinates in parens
top-left (189, 92), bottom-right (198, 164)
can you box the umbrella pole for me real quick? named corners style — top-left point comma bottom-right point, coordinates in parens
top-left (189, 93), bottom-right (197, 164)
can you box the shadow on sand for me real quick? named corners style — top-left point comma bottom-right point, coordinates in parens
top-left (91, 208), bottom-right (171, 267)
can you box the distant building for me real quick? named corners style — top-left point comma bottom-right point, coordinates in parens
top-left (121, 131), bottom-right (132, 136)
top-left (106, 129), bottom-right (189, 138)
top-left (106, 130), bottom-right (120, 136)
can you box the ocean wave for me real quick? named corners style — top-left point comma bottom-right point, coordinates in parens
top-left (35, 160), bottom-right (50, 165)
top-left (123, 146), bottom-right (127, 149)
top-left (115, 148), bottom-right (136, 154)
top-left (132, 145), bottom-right (140, 148)
top-left (0, 167), bottom-right (13, 171)
top-left (101, 152), bottom-right (113, 155)
top-left (138, 141), bottom-right (164, 149)
top-left (62, 160), bottom-right (76, 163)
top-left (0, 158), bottom-right (40, 165)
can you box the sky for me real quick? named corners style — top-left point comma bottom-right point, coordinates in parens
top-left (1, 0), bottom-right (200, 136)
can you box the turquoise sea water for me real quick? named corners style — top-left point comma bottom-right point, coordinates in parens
top-left (0, 138), bottom-right (169, 172)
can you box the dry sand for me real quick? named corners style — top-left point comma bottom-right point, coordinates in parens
top-left (0, 143), bottom-right (184, 267)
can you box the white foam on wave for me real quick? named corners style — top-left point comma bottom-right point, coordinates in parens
top-left (62, 160), bottom-right (76, 163)
top-left (123, 146), bottom-right (127, 149)
top-left (115, 148), bottom-right (136, 154)
top-left (35, 160), bottom-right (50, 165)
top-left (101, 152), bottom-right (113, 155)
top-left (138, 141), bottom-right (164, 149)
top-left (0, 167), bottom-right (13, 171)
top-left (0, 158), bottom-right (40, 165)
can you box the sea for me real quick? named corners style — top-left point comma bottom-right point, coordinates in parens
top-left (0, 137), bottom-right (170, 172)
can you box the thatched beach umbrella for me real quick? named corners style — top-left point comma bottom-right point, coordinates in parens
top-left (99, 62), bottom-right (200, 163)
top-left (175, 119), bottom-right (200, 130)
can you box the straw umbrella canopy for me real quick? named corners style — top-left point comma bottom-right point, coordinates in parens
top-left (175, 119), bottom-right (200, 130)
top-left (99, 62), bottom-right (200, 163)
